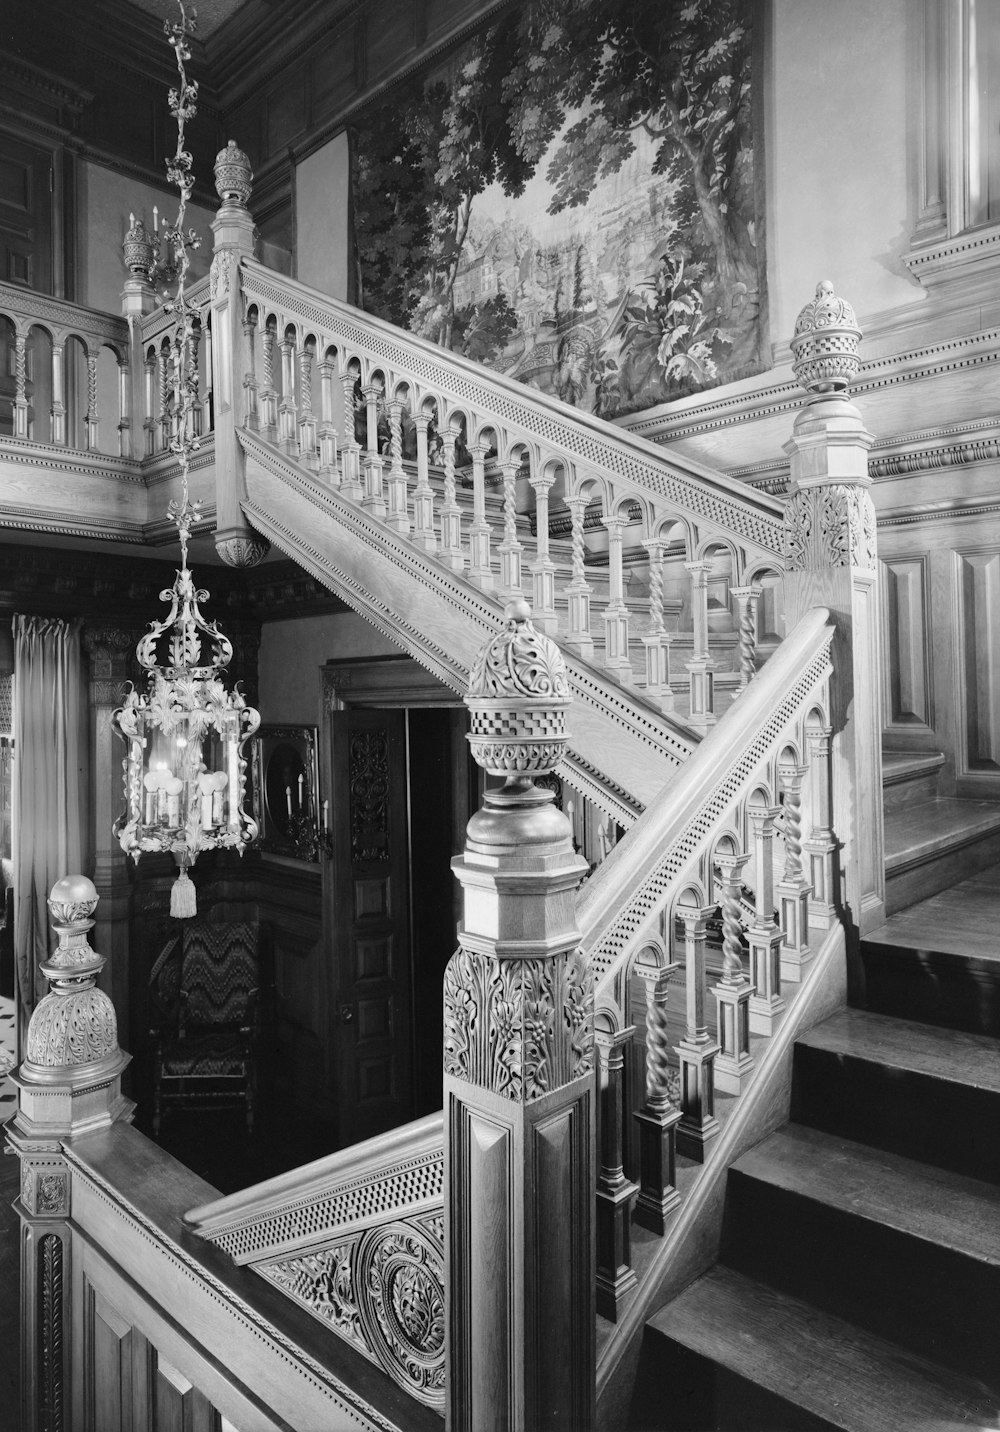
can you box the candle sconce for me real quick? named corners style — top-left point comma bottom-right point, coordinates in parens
top-left (251, 725), bottom-right (331, 863)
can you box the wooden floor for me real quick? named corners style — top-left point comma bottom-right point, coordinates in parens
top-left (865, 861), bottom-right (1000, 961)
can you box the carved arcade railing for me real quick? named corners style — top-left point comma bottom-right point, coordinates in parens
top-left (233, 257), bottom-right (785, 735)
top-left (0, 281), bottom-right (131, 454)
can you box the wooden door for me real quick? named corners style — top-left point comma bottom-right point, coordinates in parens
top-left (328, 707), bottom-right (413, 1145)
top-left (0, 133), bottom-right (53, 293)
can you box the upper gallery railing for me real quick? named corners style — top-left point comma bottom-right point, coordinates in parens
top-left (0, 281), bottom-right (131, 454)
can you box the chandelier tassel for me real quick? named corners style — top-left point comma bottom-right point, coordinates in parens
top-left (170, 864), bottom-right (197, 919)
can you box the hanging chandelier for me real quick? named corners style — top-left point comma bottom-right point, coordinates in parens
top-left (113, 0), bottom-right (260, 917)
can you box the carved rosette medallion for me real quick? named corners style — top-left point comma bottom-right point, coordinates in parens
top-left (784, 484), bottom-right (877, 573)
top-left (444, 944), bottom-right (594, 1099)
top-left (355, 1221), bottom-right (445, 1406)
top-left (21, 1163), bottom-right (69, 1218)
top-left (260, 1218), bottom-right (446, 1409)
top-left (215, 532), bottom-right (271, 568)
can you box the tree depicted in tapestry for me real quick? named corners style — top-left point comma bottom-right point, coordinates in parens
top-left (352, 0), bottom-right (763, 419)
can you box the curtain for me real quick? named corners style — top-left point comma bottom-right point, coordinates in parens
top-left (13, 615), bottom-right (86, 1056)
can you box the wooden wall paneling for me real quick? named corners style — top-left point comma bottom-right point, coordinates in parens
top-left (955, 546), bottom-right (1000, 779)
top-left (71, 1213), bottom-right (292, 1432)
top-left (881, 554), bottom-right (934, 735)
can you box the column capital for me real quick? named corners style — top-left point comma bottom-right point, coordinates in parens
top-left (676, 902), bottom-right (716, 936)
top-left (748, 804), bottom-right (782, 836)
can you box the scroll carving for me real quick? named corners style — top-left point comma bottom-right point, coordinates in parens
top-left (784, 484), bottom-right (876, 573)
top-left (350, 729), bottom-right (390, 861)
top-left (444, 943), bottom-right (594, 1099)
top-left (259, 1218), bottom-right (446, 1409)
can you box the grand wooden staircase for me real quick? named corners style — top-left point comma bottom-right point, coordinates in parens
top-left (5, 195), bottom-right (1000, 1430)
top-left (634, 866), bottom-right (1000, 1431)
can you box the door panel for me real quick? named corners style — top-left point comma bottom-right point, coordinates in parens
top-left (329, 708), bottom-right (413, 1144)
top-left (0, 134), bottom-right (53, 293)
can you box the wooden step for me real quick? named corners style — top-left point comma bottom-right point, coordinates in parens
top-left (860, 864), bottom-right (1000, 1034)
top-left (792, 1008), bottom-right (1000, 1181)
top-left (884, 797), bottom-right (1000, 914)
top-left (880, 749), bottom-right (943, 812)
top-left (639, 1265), bottom-right (1000, 1432)
top-left (722, 1123), bottom-right (1000, 1383)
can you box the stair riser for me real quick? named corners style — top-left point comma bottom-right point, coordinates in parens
top-left (881, 771), bottom-right (941, 813)
top-left (791, 1043), bottom-right (1000, 1182)
top-left (859, 943), bottom-right (1000, 1037)
top-left (632, 1331), bottom-right (839, 1432)
top-left (721, 1170), bottom-right (1000, 1385)
top-left (886, 827), bottom-right (1000, 915)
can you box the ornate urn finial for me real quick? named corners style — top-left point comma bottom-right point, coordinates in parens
top-left (122, 214), bottom-right (155, 280)
top-left (790, 279), bottom-right (862, 395)
top-left (22, 876), bottom-right (120, 1075)
top-left (214, 140), bottom-right (253, 207)
top-left (466, 597), bottom-right (571, 785)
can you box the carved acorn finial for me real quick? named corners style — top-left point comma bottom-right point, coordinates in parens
top-left (214, 139), bottom-right (253, 207)
top-left (23, 876), bottom-right (119, 1072)
top-left (791, 279), bottom-right (862, 395)
top-left (466, 598), bottom-right (570, 781)
top-left (122, 215), bottom-right (155, 279)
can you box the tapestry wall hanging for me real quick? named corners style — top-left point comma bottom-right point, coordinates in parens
top-left (351, 0), bottom-right (766, 420)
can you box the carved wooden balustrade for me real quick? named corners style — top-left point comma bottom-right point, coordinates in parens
top-left (0, 281), bottom-right (131, 454)
top-left (202, 255), bottom-right (787, 827)
top-left (231, 258), bottom-right (784, 730)
top-left (578, 604), bottom-right (837, 1324)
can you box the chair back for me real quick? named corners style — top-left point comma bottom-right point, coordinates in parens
top-left (180, 921), bottom-right (259, 1028)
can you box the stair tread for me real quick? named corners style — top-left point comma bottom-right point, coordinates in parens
top-left (884, 797), bottom-right (1000, 871)
top-left (649, 1266), bottom-right (1000, 1431)
top-left (734, 1123), bottom-right (1000, 1265)
top-left (798, 1007), bottom-right (1000, 1092)
top-left (881, 750), bottom-right (945, 785)
top-left (864, 880), bottom-right (1000, 963)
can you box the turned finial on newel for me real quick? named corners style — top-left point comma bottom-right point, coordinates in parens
top-left (214, 139), bottom-right (253, 208)
top-left (790, 280), bottom-right (862, 396)
top-left (465, 597), bottom-right (573, 846)
top-left (22, 876), bottom-right (121, 1078)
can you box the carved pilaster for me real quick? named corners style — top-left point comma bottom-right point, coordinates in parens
top-left (446, 599), bottom-right (594, 1432)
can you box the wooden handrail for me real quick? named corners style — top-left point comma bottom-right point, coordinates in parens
top-left (580, 604), bottom-right (835, 992)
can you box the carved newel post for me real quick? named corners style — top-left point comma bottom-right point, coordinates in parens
top-left (211, 140), bottom-right (270, 569)
top-left (783, 281), bottom-right (884, 936)
top-left (445, 598), bottom-right (595, 1432)
top-left (6, 876), bottom-right (134, 1432)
